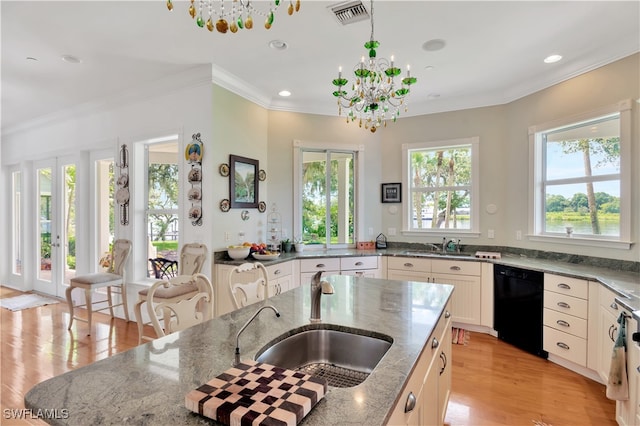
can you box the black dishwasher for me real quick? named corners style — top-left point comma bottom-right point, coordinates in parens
top-left (494, 264), bottom-right (548, 359)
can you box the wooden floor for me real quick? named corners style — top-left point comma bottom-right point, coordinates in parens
top-left (1, 287), bottom-right (616, 425)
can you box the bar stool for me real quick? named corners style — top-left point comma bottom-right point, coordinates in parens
top-left (229, 262), bottom-right (269, 309)
top-left (66, 239), bottom-right (132, 335)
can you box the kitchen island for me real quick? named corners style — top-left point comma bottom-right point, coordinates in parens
top-left (25, 275), bottom-right (454, 425)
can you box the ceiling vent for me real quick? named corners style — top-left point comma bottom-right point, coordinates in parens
top-left (329, 1), bottom-right (369, 25)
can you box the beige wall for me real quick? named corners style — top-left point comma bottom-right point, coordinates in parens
top-left (253, 53), bottom-right (639, 261)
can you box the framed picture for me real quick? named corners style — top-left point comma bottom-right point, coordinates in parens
top-left (381, 182), bottom-right (402, 203)
top-left (229, 155), bottom-right (259, 208)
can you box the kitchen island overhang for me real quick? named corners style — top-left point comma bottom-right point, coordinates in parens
top-left (25, 275), bottom-right (454, 425)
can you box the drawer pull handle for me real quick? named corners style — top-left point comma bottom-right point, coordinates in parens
top-left (316, 264), bottom-right (326, 268)
top-left (556, 342), bottom-right (570, 350)
top-left (611, 302), bottom-right (619, 310)
top-left (556, 320), bottom-right (570, 327)
top-left (439, 352), bottom-right (447, 375)
top-left (557, 283), bottom-right (571, 290)
top-left (356, 271), bottom-right (364, 277)
top-left (557, 301), bottom-right (571, 309)
top-left (432, 337), bottom-right (439, 349)
top-left (637, 366), bottom-right (640, 374)
top-left (274, 269), bottom-right (281, 275)
top-left (450, 266), bottom-right (461, 271)
top-left (355, 261), bottom-right (364, 266)
top-left (405, 392), bottom-right (416, 413)
top-left (609, 325), bottom-right (617, 342)
top-left (404, 263), bottom-right (414, 268)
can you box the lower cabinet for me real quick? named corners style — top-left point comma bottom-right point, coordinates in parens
top-left (388, 301), bottom-right (452, 425)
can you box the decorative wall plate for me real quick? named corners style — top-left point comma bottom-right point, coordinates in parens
top-left (219, 163), bottom-right (230, 177)
top-left (185, 142), bottom-right (203, 163)
top-left (188, 206), bottom-right (202, 220)
top-left (258, 169), bottom-right (267, 181)
top-left (258, 201), bottom-right (267, 212)
top-left (188, 168), bottom-right (202, 182)
top-left (220, 199), bottom-right (230, 212)
top-left (188, 187), bottom-right (201, 201)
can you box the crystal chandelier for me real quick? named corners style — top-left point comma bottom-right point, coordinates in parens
top-left (332, 0), bottom-right (417, 133)
top-left (167, 0), bottom-right (301, 33)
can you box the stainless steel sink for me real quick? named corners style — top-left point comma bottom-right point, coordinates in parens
top-left (255, 326), bottom-right (392, 388)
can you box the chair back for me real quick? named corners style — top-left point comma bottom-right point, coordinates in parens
top-left (149, 257), bottom-right (179, 279)
top-left (228, 262), bottom-right (269, 309)
top-left (179, 243), bottom-right (208, 275)
top-left (146, 273), bottom-right (214, 338)
top-left (111, 239), bottom-right (132, 276)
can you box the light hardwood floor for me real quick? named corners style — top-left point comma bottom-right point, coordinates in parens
top-left (1, 287), bottom-right (616, 425)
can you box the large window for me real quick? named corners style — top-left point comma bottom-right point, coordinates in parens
top-left (530, 100), bottom-right (631, 247)
top-left (294, 141), bottom-right (362, 249)
top-left (402, 137), bottom-right (479, 235)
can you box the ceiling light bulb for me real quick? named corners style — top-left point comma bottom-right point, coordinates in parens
top-left (544, 54), bottom-right (562, 64)
top-left (278, 90), bottom-right (291, 97)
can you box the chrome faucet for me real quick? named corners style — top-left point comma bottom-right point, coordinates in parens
top-left (234, 304), bottom-right (280, 366)
top-left (441, 237), bottom-right (447, 253)
top-left (310, 271), bottom-right (334, 322)
top-left (425, 243), bottom-right (441, 252)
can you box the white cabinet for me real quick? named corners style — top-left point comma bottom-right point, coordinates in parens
top-left (299, 256), bottom-right (380, 283)
top-left (265, 261), bottom-right (295, 297)
top-left (388, 301), bottom-right (452, 426)
top-left (299, 258), bottom-right (340, 284)
top-left (543, 274), bottom-right (590, 366)
top-left (387, 257), bottom-right (482, 325)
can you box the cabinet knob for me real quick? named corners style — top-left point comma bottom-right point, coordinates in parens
top-left (445, 310), bottom-right (451, 319)
top-left (404, 392), bottom-right (416, 413)
top-left (432, 337), bottom-right (440, 349)
top-left (611, 302), bottom-right (619, 310)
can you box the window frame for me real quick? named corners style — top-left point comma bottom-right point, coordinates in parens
top-left (528, 99), bottom-right (632, 249)
top-left (401, 137), bottom-right (480, 237)
top-left (293, 140), bottom-right (364, 250)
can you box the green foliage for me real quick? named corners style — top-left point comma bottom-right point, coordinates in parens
top-left (152, 241), bottom-right (178, 252)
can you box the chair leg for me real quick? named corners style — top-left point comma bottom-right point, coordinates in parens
top-left (106, 286), bottom-right (115, 318)
top-left (84, 289), bottom-right (93, 336)
top-left (66, 285), bottom-right (75, 330)
top-left (121, 284), bottom-right (130, 322)
top-left (133, 299), bottom-right (145, 345)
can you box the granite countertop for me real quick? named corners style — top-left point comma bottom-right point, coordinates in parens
top-left (25, 275), bottom-right (454, 426)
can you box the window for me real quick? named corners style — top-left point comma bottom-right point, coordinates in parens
top-left (11, 170), bottom-right (22, 275)
top-left (145, 139), bottom-right (179, 273)
top-left (529, 100), bottom-right (631, 247)
top-left (402, 137), bottom-right (479, 235)
top-left (293, 141), bottom-right (363, 249)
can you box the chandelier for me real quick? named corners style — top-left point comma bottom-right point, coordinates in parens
top-left (332, 0), bottom-right (417, 133)
top-left (167, 0), bottom-right (301, 33)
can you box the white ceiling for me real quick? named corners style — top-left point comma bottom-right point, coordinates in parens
top-left (2, 1), bottom-right (639, 133)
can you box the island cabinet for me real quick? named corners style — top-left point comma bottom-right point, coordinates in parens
top-left (387, 257), bottom-right (482, 325)
top-left (543, 273), bottom-right (590, 366)
top-left (214, 260), bottom-right (297, 317)
top-left (388, 300), bottom-right (452, 426)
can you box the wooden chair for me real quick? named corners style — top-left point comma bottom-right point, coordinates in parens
top-left (146, 273), bottom-right (214, 339)
top-left (149, 257), bottom-right (179, 279)
top-left (66, 239), bottom-right (132, 335)
top-left (229, 262), bottom-right (269, 309)
top-left (134, 243), bottom-right (208, 344)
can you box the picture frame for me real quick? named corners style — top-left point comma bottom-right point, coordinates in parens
top-left (229, 155), bottom-right (259, 209)
top-left (381, 182), bottom-right (402, 203)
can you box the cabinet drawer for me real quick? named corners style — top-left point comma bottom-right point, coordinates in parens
top-left (599, 285), bottom-right (624, 318)
top-left (265, 261), bottom-right (293, 281)
top-left (543, 308), bottom-right (588, 339)
top-left (543, 326), bottom-right (587, 366)
top-left (387, 256), bottom-right (431, 273)
top-left (544, 273), bottom-right (588, 299)
top-left (299, 257), bottom-right (340, 273)
top-left (340, 256), bottom-right (378, 271)
top-left (544, 290), bottom-right (588, 319)
top-left (431, 259), bottom-right (481, 276)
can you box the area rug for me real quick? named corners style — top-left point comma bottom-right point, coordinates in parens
top-left (452, 327), bottom-right (470, 345)
top-left (0, 294), bottom-right (60, 311)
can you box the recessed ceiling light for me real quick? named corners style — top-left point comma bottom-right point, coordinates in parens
top-left (279, 90), bottom-right (291, 97)
top-left (544, 54), bottom-right (562, 64)
top-left (268, 40), bottom-right (288, 51)
top-left (424, 65), bottom-right (434, 71)
top-left (427, 93), bottom-right (440, 99)
top-left (61, 54), bottom-right (82, 64)
top-left (422, 39), bottom-right (446, 52)
top-left (26, 57), bottom-right (38, 62)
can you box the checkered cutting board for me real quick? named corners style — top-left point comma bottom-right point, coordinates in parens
top-left (185, 359), bottom-right (328, 426)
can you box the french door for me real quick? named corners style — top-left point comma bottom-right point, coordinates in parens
top-left (33, 157), bottom-right (77, 297)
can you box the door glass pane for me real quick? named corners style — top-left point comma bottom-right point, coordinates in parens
top-left (302, 150), bottom-right (328, 245)
top-left (12, 171), bottom-right (22, 275)
top-left (38, 167), bottom-right (52, 281)
top-left (329, 152), bottom-right (354, 245)
top-left (62, 164), bottom-right (76, 284)
top-left (96, 159), bottom-right (115, 270)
